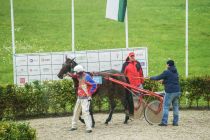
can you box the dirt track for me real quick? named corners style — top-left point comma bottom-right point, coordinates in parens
top-left (25, 110), bottom-right (210, 140)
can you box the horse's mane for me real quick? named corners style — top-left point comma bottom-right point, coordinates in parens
top-left (101, 69), bottom-right (121, 73)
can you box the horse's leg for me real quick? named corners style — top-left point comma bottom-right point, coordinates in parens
top-left (79, 115), bottom-right (85, 124)
top-left (105, 98), bottom-right (116, 125)
top-left (123, 96), bottom-right (130, 124)
top-left (127, 91), bottom-right (134, 115)
top-left (89, 102), bottom-right (95, 128)
top-left (123, 89), bottom-right (135, 124)
top-left (124, 114), bottom-right (130, 124)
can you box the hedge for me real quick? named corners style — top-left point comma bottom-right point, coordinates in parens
top-left (0, 121), bottom-right (36, 140)
top-left (0, 76), bottom-right (210, 120)
top-left (0, 80), bottom-right (76, 119)
top-left (181, 76), bottom-right (210, 108)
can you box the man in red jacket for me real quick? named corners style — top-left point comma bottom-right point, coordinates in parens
top-left (121, 52), bottom-right (144, 87)
top-left (121, 52), bottom-right (144, 115)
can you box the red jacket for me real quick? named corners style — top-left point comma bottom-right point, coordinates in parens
top-left (121, 60), bottom-right (144, 87)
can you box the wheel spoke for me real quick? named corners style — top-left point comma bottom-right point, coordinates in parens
top-left (144, 100), bottom-right (162, 125)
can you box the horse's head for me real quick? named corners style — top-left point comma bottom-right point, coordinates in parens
top-left (57, 56), bottom-right (77, 79)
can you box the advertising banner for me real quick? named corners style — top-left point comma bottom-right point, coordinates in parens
top-left (14, 47), bottom-right (148, 85)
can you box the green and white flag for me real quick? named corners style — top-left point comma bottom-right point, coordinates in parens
top-left (105, 0), bottom-right (127, 22)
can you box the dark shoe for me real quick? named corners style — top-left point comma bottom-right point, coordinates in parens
top-left (129, 114), bottom-right (134, 119)
top-left (86, 130), bottom-right (92, 133)
top-left (158, 123), bottom-right (167, 126)
top-left (70, 128), bottom-right (77, 131)
top-left (173, 123), bottom-right (178, 126)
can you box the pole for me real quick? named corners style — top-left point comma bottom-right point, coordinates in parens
top-left (185, 0), bottom-right (189, 106)
top-left (10, 0), bottom-right (16, 84)
top-left (125, 8), bottom-right (129, 48)
top-left (185, 0), bottom-right (188, 77)
top-left (72, 0), bottom-right (75, 52)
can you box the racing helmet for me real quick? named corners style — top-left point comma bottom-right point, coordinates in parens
top-left (74, 65), bottom-right (84, 73)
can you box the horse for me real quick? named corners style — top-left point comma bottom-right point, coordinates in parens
top-left (57, 57), bottom-right (134, 127)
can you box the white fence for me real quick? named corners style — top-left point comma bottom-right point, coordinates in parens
top-left (15, 47), bottom-right (148, 85)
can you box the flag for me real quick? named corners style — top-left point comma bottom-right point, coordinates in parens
top-left (105, 0), bottom-right (127, 22)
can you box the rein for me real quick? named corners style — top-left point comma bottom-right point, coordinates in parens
top-left (92, 72), bottom-right (125, 77)
top-left (91, 71), bottom-right (145, 79)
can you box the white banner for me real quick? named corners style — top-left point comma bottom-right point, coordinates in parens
top-left (14, 47), bottom-right (148, 85)
top-left (99, 51), bottom-right (111, 61)
top-left (29, 75), bottom-right (40, 83)
top-left (111, 51), bottom-right (122, 61)
top-left (17, 76), bottom-right (28, 85)
top-left (40, 65), bottom-right (52, 74)
top-left (15, 56), bottom-right (27, 66)
top-left (51, 54), bottom-right (64, 64)
top-left (28, 66), bottom-right (40, 75)
top-left (16, 66), bottom-right (28, 76)
top-left (28, 55), bottom-right (39, 65)
top-left (40, 55), bottom-right (51, 65)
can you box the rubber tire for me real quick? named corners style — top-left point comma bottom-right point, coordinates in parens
top-left (144, 100), bottom-right (163, 125)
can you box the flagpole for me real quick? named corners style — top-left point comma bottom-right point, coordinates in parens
top-left (10, 0), bottom-right (16, 84)
top-left (125, 8), bottom-right (129, 48)
top-left (185, 0), bottom-right (188, 78)
top-left (72, 0), bottom-right (75, 52)
top-left (185, 0), bottom-right (189, 106)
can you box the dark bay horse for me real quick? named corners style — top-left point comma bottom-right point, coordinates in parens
top-left (57, 57), bottom-right (134, 126)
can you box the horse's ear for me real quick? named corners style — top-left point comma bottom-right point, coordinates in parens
top-left (72, 57), bottom-right (76, 61)
top-left (65, 55), bottom-right (68, 60)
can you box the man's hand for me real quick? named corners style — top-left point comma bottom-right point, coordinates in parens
top-left (144, 77), bottom-right (150, 80)
top-left (88, 96), bottom-right (92, 101)
top-left (158, 80), bottom-right (163, 84)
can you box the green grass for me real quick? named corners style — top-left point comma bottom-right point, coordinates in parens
top-left (0, 0), bottom-right (210, 84)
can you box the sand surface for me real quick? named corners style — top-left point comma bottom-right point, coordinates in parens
top-left (25, 110), bottom-right (210, 140)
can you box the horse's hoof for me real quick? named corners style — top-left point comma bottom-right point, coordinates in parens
top-left (124, 121), bottom-right (128, 124)
top-left (104, 122), bottom-right (108, 125)
top-left (79, 119), bottom-right (85, 124)
top-left (129, 118), bottom-right (134, 121)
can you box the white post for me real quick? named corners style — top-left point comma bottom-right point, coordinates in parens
top-left (185, 0), bottom-right (188, 78)
top-left (185, 0), bottom-right (189, 106)
top-left (72, 0), bottom-right (75, 52)
top-left (125, 8), bottom-right (129, 48)
top-left (10, 0), bottom-right (16, 84)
